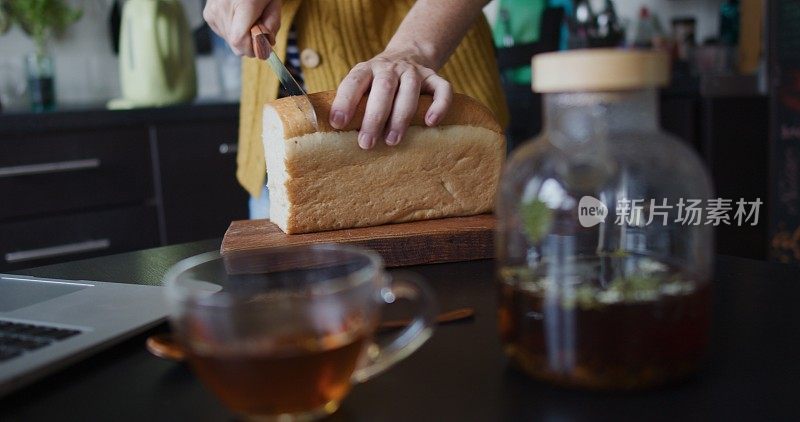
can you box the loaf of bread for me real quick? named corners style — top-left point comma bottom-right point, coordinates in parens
top-left (263, 91), bottom-right (505, 234)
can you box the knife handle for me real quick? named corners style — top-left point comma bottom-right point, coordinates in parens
top-left (250, 23), bottom-right (275, 60)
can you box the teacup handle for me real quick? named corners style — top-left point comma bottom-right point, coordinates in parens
top-left (352, 271), bottom-right (438, 383)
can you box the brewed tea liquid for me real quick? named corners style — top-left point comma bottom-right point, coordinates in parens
top-left (186, 331), bottom-right (369, 416)
top-left (498, 255), bottom-right (711, 390)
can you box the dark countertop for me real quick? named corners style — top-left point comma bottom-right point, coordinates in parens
top-left (0, 101), bottom-right (239, 135)
top-left (2, 241), bottom-right (799, 421)
top-left (0, 85), bottom-right (767, 136)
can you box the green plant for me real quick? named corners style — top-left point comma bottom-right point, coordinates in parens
top-left (520, 199), bottom-right (553, 243)
top-left (0, 2), bottom-right (13, 35)
top-left (5, 0), bottom-right (82, 56)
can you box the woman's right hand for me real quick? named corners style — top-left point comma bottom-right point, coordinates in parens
top-left (203, 0), bottom-right (282, 57)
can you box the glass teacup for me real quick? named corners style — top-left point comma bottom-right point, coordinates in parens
top-left (163, 244), bottom-right (437, 421)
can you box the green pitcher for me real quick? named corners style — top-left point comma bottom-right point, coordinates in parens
top-left (110, 0), bottom-right (197, 109)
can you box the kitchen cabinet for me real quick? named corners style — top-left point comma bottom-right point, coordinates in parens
top-left (0, 103), bottom-right (247, 270)
top-left (155, 121), bottom-right (247, 244)
top-left (660, 93), bottom-right (700, 151)
top-left (0, 127), bottom-right (153, 220)
top-left (0, 206), bottom-right (159, 269)
top-left (660, 93), bottom-right (769, 260)
top-left (702, 96), bottom-right (769, 260)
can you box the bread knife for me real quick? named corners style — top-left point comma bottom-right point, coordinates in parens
top-left (250, 24), bottom-right (319, 130)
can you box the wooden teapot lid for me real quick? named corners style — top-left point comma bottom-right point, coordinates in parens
top-left (533, 49), bottom-right (669, 93)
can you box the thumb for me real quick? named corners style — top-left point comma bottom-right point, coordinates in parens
top-left (260, 0), bottom-right (282, 46)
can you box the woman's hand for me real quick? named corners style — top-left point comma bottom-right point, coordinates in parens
top-left (203, 0), bottom-right (281, 57)
top-left (330, 49), bottom-right (453, 150)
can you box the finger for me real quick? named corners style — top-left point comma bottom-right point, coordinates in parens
top-left (215, 8), bottom-right (231, 48)
top-left (330, 64), bottom-right (373, 130)
top-left (207, 19), bottom-right (223, 41)
top-left (384, 71), bottom-right (421, 146)
top-left (203, 4), bottom-right (231, 48)
top-left (228, 2), bottom-right (260, 56)
top-left (421, 74), bottom-right (453, 126)
top-left (359, 72), bottom-right (399, 149)
top-left (202, 4), bottom-right (222, 37)
top-left (259, 0), bottom-right (281, 46)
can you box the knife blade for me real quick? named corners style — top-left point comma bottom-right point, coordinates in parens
top-left (250, 24), bottom-right (319, 130)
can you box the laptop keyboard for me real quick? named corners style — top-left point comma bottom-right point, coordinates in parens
top-left (0, 320), bottom-right (82, 362)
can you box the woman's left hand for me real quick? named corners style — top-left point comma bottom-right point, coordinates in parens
top-left (329, 49), bottom-right (453, 150)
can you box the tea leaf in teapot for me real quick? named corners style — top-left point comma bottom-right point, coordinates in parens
top-left (520, 199), bottom-right (553, 243)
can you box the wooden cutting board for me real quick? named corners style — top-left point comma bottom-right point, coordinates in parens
top-left (221, 214), bottom-right (495, 268)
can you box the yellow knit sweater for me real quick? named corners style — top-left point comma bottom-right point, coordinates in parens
top-left (237, 0), bottom-right (509, 197)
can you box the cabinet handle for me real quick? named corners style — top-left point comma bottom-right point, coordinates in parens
top-left (0, 158), bottom-right (101, 178)
top-left (5, 239), bottom-right (111, 263)
top-left (218, 143), bottom-right (238, 155)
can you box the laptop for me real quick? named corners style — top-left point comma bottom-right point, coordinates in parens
top-left (0, 274), bottom-right (168, 396)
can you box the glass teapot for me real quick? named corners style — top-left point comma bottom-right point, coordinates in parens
top-left (496, 49), bottom-right (713, 390)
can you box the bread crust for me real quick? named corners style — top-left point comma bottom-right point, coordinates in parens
top-left (263, 91), bottom-right (506, 234)
top-left (265, 91), bottom-right (503, 139)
